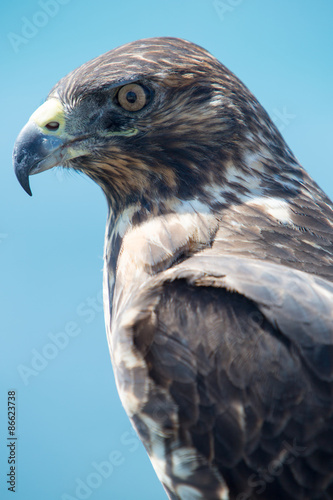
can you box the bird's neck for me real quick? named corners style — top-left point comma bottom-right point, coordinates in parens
top-left (101, 148), bottom-right (309, 283)
top-left (102, 145), bottom-right (333, 335)
top-left (102, 194), bottom-right (221, 338)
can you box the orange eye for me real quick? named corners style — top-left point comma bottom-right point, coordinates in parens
top-left (117, 83), bottom-right (147, 112)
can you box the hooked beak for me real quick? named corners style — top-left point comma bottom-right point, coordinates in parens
top-left (12, 97), bottom-right (90, 196)
top-left (13, 96), bottom-right (138, 195)
top-left (13, 120), bottom-right (67, 196)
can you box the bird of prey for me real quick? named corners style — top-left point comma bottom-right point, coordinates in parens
top-left (13, 37), bottom-right (333, 500)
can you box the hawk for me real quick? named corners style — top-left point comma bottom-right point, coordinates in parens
top-left (13, 37), bottom-right (333, 499)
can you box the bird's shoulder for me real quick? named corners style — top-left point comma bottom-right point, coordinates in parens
top-left (109, 204), bottom-right (333, 499)
top-left (130, 252), bottom-right (333, 384)
top-left (113, 206), bottom-right (333, 388)
top-left (125, 253), bottom-right (333, 499)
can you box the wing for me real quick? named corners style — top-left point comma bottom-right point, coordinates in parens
top-left (128, 255), bottom-right (333, 500)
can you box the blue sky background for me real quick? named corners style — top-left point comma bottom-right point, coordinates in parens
top-left (1, 1), bottom-right (332, 499)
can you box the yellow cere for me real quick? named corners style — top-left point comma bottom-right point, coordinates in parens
top-left (29, 98), bottom-right (67, 136)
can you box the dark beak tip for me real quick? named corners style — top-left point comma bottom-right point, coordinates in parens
top-left (15, 171), bottom-right (33, 196)
top-left (24, 184), bottom-right (33, 197)
top-left (13, 149), bottom-right (33, 197)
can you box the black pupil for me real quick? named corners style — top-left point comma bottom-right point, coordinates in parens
top-left (126, 91), bottom-right (137, 104)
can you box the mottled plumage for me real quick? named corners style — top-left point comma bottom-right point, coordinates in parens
top-left (13, 38), bottom-right (333, 499)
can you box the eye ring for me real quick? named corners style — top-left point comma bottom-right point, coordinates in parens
top-left (117, 83), bottom-right (148, 112)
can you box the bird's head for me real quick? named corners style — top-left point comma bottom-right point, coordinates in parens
top-left (13, 37), bottom-right (295, 212)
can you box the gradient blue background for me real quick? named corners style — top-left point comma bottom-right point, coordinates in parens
top-left (1, 1), bottom-right (332, 499)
